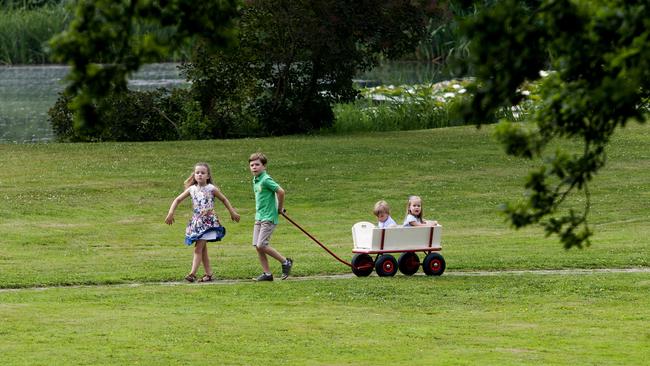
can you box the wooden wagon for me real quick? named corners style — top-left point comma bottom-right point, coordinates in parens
top-left (350, 221), bottom-right (445, 277)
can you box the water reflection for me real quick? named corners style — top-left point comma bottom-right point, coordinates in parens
top-left (0, 63), bottom-right (185, 143)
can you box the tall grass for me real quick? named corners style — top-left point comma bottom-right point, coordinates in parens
top-left (0, 0), bottom-right (65, 9)
top-left (331, 98), bottom-right (465, 134)
top-left (0, 3), bottom-right (191, 65)
top-left (0, 5), bottom-right (69, 64)
top-left (330, 80), bottom-right (472, 133)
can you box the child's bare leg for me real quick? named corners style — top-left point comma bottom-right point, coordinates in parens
top-left (201, 242), bottom-right (212, 275)
top-left (190, 241), bottom-right (206, 275)
top-left (259, 245), bottom-right (286, 264)
top-left (256, 246), bottom-right (271, 273)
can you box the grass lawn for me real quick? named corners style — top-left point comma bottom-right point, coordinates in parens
top-left (0, 123), bottom-right (648, 364)
top-left (1, 273), bottom-right (648, 365)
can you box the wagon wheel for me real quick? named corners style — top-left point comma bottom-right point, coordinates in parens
top-left (398, 252), bottom-right (420, 276)
top-left (375, 254), bottom-right (398, 277)
top-left (351, 254), bottom-right (374, 277)
top-left (422, 252), bottom-right (446, 276)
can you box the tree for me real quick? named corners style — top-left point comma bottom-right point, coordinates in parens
top-left (49, 0), bottom-right (238, 139)
top-left (182, 0), bottom-right (433, 136)
top-left (462, 0), bottom-right (649, 248)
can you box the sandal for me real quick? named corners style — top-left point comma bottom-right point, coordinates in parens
top-left (184, 273), bottom-right (197, 282)
top-left (199, 274), bottom-right (214, 282)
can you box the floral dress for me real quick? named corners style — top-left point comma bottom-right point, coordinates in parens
top-left (184, 184), bottom-right (226, 245)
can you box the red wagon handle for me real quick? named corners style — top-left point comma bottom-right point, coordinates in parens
top-left (280, 210), bottom-right (353, 268)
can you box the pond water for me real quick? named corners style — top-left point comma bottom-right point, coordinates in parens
top-left (0, 61), bottom-right (447, 143)
top-left (0, 63), bottom-right (185, 143)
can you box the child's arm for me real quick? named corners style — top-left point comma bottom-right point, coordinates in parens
top-left (275, 186), bottom-right (285, 214)
top-left (165, 189), bottom-right (190, 224)
top-left (406, 220), bottom-right (427, 227)
top-left (214, 187), bottom-right (240, 222)
top-left (410, 220), bottom-right (438, 227)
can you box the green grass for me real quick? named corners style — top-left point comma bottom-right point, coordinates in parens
top-left (0, 123), bottom-right (648, 364)
top-left (1, 124), bottom-right (647, 288)
top-left (1, 274), bottom-right (648, 365)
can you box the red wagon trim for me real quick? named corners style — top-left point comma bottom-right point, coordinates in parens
top-left (353, 247), bottom-right (441, 254)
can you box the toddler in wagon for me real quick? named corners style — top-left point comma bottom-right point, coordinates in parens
top-left (373, 200), bottom-right (398, 228)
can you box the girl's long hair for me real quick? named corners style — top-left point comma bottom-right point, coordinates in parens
top-left (405, 195), bottom-right (423, 220)
top-left (184, 162), bottom-right (213, 189)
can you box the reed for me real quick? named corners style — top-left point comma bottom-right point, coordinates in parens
top-left (0, 5), bottom-right (69, 64)
top-left (0, 0), bottom-right (65, 9)
top-left (0, 3), bottom-right (191, 65)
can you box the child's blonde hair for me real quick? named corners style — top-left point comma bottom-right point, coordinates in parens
top-left (184, 162), bottom-right (213, 189)
top-left (373, 200), bottom-right (391, 216)
top-left (405, 195), bottom-right (423, 219)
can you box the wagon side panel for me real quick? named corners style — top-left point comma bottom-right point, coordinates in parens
top-left (352, 221), bottom-right (375, 250)
top-left (381, 226), bottom-right (442, 251)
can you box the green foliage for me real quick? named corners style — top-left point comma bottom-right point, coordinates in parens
top-left (411, 0), bottom-right (477, 65)
top-left (182, 0), bottom-right (430, 136)
top-left (48, 88), bottom-right (212, 142)
top-left (178, 46), bottom-right (260, 138)
top-left (462, 0), bottom-right (650, 248)
top-left (49, 0), bottom-right (239, 135)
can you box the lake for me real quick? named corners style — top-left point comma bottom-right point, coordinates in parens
top-left (0, 63), bottom-right (185, 143)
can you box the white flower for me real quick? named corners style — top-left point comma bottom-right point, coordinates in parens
top-left (452, 84), bottom-right (462, 89)
top-left (539, 70), bottom-right (549, 77)
top-left (521, 90), bottom-right (531, 96)
top-left (444, 92), bottom-right (456, 98)
top-left (458, 88), bottom-right (466, 94)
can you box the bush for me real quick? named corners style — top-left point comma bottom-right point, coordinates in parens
top-left (178, 48), bottom-right (260, 138)
top-left (48, 86), bottom-right (263, 142)
top-left (49, 88), bottom-right (202, 142)
top-left (252, 90), bottom-right (334, 136)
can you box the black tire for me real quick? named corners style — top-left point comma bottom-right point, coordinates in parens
top-left (351, 254), bottom-right (374, 277)
top-left (422, 252), bottom-right (446, 276)
top-left (397, 252), bottom-right (420, 276)
top-left (375, 254), bottom-right (398, 277)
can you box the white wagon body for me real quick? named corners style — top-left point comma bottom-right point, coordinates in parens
top-left (351, 221), bottom-right (442, 254)
top-left (350, 221), bottom-right (445, 277)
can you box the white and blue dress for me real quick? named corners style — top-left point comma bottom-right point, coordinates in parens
top-left (184, 184), bottom-right (226, 245)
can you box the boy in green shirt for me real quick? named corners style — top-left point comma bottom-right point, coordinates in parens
top-left (249, 152), bottom-right (293, 281)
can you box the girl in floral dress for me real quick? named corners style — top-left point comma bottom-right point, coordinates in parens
top-left (165, 162), bottom-right (240, 282)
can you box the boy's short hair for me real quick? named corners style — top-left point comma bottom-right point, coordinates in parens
top-left (373, 200), bottom-right (390, 216)
top-left (248, 152), bottom-right (268, 165)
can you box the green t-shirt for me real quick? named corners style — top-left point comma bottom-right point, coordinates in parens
top-left (253, 171), bottom-right (280, 224)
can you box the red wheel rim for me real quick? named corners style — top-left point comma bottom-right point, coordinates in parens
top-left (429, 259), bottom-right (441, 271)
top-left (383, 261), bottom-right (393, 272)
